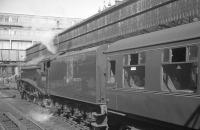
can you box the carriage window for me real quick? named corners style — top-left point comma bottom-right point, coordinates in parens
top-left (171, 47), bottom-right (186, 62)
top-left (139, 52), bottom-right (145, 64)
top-left (130, 54), bottom-right (138, 65)
top-left (110, 60), bottom-right (116, 75)
top-left (107, 60), bottom-right (116, 84)
top-left (162, 46), bottom-right (198, 93)
top-left (124, 52), bottom-right (145, 89)
top-left (189, 45), bottom-right (198, 61)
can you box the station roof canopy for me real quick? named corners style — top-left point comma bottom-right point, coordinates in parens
top-left (105, 21), bottom-right (200, 54)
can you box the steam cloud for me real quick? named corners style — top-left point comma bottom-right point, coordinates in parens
top-left (29, 108), bottom-right (53, 122)
top-left (33, 30), bottom-right (60, 54)
top-left (25, 30), bottom-right (62, 65)
top-left (25, 55), bottom-right (45, 66)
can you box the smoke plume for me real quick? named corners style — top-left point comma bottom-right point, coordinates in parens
top-left (29, 108), bottom-right (53, 122)
top-left (25, 55), bottom-right (45, 66)
top-left (33, 30), bottom-right (60, 54)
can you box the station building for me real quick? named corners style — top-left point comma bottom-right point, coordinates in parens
top-left (0, 13), bottom-right (81, 79)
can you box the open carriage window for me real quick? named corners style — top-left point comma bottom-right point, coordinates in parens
top-left (130, 53), bottom-right (138, 65)
top-left (123, 52), bottom-right (145, 89)
top-left (107, 60), bottom-right (116, 84)
top-left (171, 47), bottom-right (186, 62)
top-left (162, 45), bottom-right (198, 93)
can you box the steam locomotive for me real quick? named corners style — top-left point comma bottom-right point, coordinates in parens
top-left (17, 0), bottom-right (200, 129)
top-left (17, 21), bottom-right (200, 130)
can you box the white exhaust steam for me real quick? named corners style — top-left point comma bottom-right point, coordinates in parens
top-left (25, 55), bottom-right (45, 66)
top-left (29, 108), bottom-right (53, 122)
top-left (32, 29), bottom-right (62, 54)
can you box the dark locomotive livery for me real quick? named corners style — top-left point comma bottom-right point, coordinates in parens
top-left (19, 46), bottom-right (109, 129)
top-left (17, 0), bottom-right (200, 129)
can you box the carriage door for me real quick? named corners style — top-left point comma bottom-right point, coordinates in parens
top-left (42, 60), bottom-right (51, 94)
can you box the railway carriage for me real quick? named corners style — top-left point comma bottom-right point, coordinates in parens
top-left (104, 21), bottom-right (200, 129)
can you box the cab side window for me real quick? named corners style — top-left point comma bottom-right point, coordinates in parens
top-left (46, 61), bottom-right (51, 68)
top-left (162, 45), bottom-right (198, 93)
top-left (40, 62), bottom-right (45, 73)
top-left (41, 60), bottom-right (51, 73)
top-left (123, 52), bottom-right (145, 89)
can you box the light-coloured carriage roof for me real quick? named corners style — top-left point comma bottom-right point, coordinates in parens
top-left (105, 21), bottom-right (200, 53)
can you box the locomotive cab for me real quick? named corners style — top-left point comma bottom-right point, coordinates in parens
top-left (40, 59), bottom-right (51, 94)
top-left (17, 55), bottom-right (52, 105)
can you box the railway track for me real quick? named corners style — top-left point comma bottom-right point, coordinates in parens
top-left (0, 112), bottom-right (44, 130)
top-left (0, 87), bottom-right (94, 130)
top-left (54, 115), bottom-right (91, 130)
top-left (0, 113), bottom-right (19, 130)
top-left (18, 117), bottom-right (44, 130)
